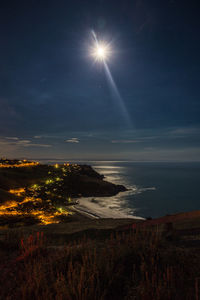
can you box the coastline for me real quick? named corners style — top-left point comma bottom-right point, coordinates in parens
top-left (70, 196), bottom-right (145, 220)
top-left (70, 205), bottom-right (100, 219)
top-left (0, 160), bottom-right (130, 227)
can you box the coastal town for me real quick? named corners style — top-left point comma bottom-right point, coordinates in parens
top-left (0, 159), bottom-right (125, 227)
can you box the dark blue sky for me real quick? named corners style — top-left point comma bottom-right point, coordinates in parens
top-left (0, 0), bottom-right (200, 161)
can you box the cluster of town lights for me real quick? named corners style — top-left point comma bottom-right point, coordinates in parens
top-left (0, 160), bottom-right (82, 226)
top-left (0, 188), bottom-right (70, 225)
top-left (0, 160), bottom-right (39, 168)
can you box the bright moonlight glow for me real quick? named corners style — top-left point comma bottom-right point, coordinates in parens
top-left (97, 47), bottom-right (106, 58)
top-left (91, 43), bottom-right (111, 61)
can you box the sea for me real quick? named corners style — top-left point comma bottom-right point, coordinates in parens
top-left (45, 161), bottom-right (200, 219)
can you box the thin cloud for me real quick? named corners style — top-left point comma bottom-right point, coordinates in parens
top-left (17, 140), bottom-right (31, 144)
top-left (65, 138), bottom-right (79, 143)
top-left (34, 135), bottom-right (42, 139)
top-left (169, 127), bottom-right (200, 136)
top-left (0, 138), bottom-right (51, 148)
top-left (22, 143), bottom-right (52, 148)
top-left (16, 140), bottom-right (52, 147)
top-left (5, 137), bottom-right (19, 140)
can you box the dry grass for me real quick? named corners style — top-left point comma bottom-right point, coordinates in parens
top-left (0, 228), bottom-right (200, 300)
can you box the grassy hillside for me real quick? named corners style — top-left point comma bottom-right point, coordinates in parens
top-left (0, 223), bottom-right (200, 300)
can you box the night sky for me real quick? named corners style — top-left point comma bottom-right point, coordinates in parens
top-left (0, 0), bottom-right (200, 161)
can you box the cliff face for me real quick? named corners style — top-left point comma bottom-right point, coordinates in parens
top-left (63, 165), bottom-right (127, 197)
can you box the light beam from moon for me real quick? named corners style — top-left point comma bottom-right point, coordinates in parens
top-left (90, 30), bottom-right (132, 127)
top-left (103, 60), bottom-right (132, 126)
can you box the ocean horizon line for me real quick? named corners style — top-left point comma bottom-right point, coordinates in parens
top-left (3, 158), bottom-right (200, 163)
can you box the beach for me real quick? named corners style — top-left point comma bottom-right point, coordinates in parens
top-left (73, 196), bottom-right (145, 219)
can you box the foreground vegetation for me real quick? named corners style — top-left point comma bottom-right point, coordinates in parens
top-left (0, 225), bottom-right (200, 300)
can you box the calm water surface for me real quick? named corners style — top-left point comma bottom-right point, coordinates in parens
top-left (87, 162), bottom-right (200, 218)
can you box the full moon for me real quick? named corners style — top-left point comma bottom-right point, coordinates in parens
top-left (97, 47), bottom-right (106, 59)
top-left (91, 43), bottom-right (110, 61)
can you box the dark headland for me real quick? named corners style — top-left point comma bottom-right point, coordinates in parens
top-left (1, 159), bottom-right (200, 299)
